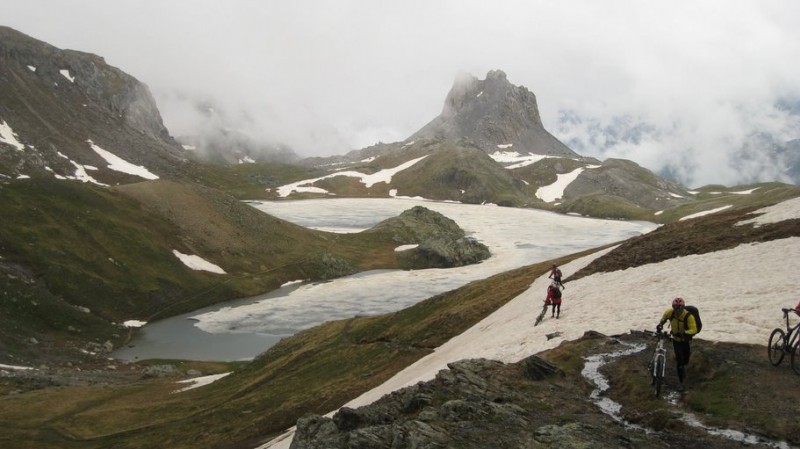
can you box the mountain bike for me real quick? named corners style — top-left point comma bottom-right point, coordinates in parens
top-left (648, 330), bottom-right (670, 397)
top-left (767, 307), bottom-right (800, 375)
top-left (534, 301), bottom-right (550, 326)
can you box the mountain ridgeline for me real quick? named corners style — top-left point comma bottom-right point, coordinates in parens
top-left (0, 26), bottom-right (186, 185)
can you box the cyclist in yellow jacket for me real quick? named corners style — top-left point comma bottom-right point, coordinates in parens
top-left (656, 297), bottom-right (698, 391)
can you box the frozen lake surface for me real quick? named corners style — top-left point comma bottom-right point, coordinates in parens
top-left (115, 198), bottom-right (656, 361)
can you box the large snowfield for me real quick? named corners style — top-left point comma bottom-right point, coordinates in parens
top-left (259, 196), bottom-right (800, 449)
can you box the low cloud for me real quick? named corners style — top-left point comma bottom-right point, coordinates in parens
top-left (4, 1), bottom-right (800, 185)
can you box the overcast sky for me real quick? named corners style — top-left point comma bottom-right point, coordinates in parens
top-left (4, 1), bottom-right (800, 187)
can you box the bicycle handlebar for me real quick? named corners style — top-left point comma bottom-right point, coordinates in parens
top-left (781, 308), bottom-right (800, 318)
top-left (643, 329), bottom-right (670, 338)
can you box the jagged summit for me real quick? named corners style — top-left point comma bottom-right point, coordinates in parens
top-left (411, 70), bottom-right (578, 158)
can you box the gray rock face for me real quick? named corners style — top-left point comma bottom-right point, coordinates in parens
top-left (367, 206), bottom-right (491, 268)
top-left (564, 158), bottom-right (694, 209)
top-left (411, 70), bottom-right (578, 157)
top-left (289, 356), bottom-right (651, 449)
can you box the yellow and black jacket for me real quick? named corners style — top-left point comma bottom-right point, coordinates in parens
top-left (660, 308), bottom-right (698, 342)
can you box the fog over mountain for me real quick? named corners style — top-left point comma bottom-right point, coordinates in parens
top-left (4, 1), bottom-right (800, 187)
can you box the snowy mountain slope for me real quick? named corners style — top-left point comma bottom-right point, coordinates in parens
top-left (261, 196), bottom-right (800, 448)
top-left (0, 27), bottom-right (188, 184)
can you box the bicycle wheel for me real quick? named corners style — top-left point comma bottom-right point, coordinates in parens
top-left (791, 339), bottom-right (800, 375)
top-left (768, 328), bottom-right (786, 366)
top-left (654, 358), bottom-right (664, 397)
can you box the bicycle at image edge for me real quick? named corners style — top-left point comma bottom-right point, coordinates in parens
top-left (767, 307), bottom-right (800, 375)
top-left (647, 330), bottom-right (671, 397)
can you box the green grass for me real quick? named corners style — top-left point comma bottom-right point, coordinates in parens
top-left (0, 178), bottom-right (488, 365)
top-left (0, 249), bottom-right (595, 449)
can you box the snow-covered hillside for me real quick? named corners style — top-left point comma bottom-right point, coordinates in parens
top-left (260, 196), bottom-right (800, 449)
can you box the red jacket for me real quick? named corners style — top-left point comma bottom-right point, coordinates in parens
top-left (546, 285), bottom-right (562, 305)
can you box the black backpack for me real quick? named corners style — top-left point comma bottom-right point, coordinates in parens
top-left (552, 287), bottom-right (562, 299)
top-left (675, 305), bottom-right (702, 335)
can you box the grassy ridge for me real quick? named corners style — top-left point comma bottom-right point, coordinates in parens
top-left (0, 178), bottom-right (483, 363)
top-left (2, 177), bottom-right (799, 448)
top-left (0, 249), bottom-right (594, 449)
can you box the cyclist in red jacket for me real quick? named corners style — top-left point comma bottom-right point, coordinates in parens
top-left (546, 281), bottom-right (562, 318)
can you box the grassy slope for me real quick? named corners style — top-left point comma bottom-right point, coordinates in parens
top-left (0, 250), bottom-right (597, 449)
top-left (2, 181), bottom-right (799, 448)
top-left (0, 178), bottom-right (476, 363)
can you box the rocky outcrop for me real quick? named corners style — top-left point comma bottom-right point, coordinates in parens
top-left (563, 158), bottom-right (693, 209)
top-left (366, 206), bottom-right (491, 268)
top-left (289, 355), bottom-right (655, 449)
top-left (411, 70), bottom-right (578, 157)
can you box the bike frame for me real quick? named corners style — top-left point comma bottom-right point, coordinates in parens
top-left (767, 308), bottom-right (800, 368)
top-left (782, 310), bottom-right (800, 349)
top-left (649, 331), bottom-right (669, 396)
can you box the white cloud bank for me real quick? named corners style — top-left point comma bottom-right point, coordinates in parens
top-left (4, 1), bottom-right (799, 187)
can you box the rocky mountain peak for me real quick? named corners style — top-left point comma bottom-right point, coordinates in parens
top-left (0, 26), bottom-right (185, 184)
top-left (412, 70), bottom-right (577, 158)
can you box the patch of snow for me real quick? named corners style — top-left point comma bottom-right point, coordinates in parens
top-left (238, 156), bottom-right (256, 164)
top-left (679, 205), bottom-right (732, 221)
top-left (654, 210), bottom-right (664, 216)
top-left (87, 140), bottom-right (159, 180)
top-left (123, 320), bottom-right (147, 328)
top-left (281, 280), bottom-right (305, 287)
top-left (394, 244), bottom-right (419, 252)
top-left (182, 144), bottom-right (197, 150)
top-left (496, 144), bottom-right (513, 149)
top-left (16, 174), bottom-right (30, 179)
top-left (68, 160), bottom-right (106, 185)
top-left (59, 69), bottom-right (75, 83)
top-left (27, 65), bottom-right (36, 72)
top-left (172, 250), bottom-right (226, 274)
top-left (0, 364), bottom-right (34, 371)
top-left (360, 156), bottom-right (377, 163)
top-left (732, 188), bottom-right (758, 195)
top-left (402, 141), bottom-right (415, 147)
top-left (489, 151), bottom-right (553, 170)
top-left (0, 120), bottom-right (26, 151)
top-left (275, 156), bottom-right (427, 197)
top-left (669, 192), bottom-right (684, 198)
top-left (536, 167), bottom-right (589, 202)
top-left (476, 91), bottom-right (483, 97)
top-left (389, 189), bottom-right (398, 197)
top-left (737, 196), bottom-right (800, 227)
top-left (174, 372), bottom-right (231, 393)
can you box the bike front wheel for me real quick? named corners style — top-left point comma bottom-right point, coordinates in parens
top-left (768, 328), bottom-right (786, 366)
top-left (654, 358), bottom-right (664, 397)
top-left (790, 339), bottom-right (800, 375)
